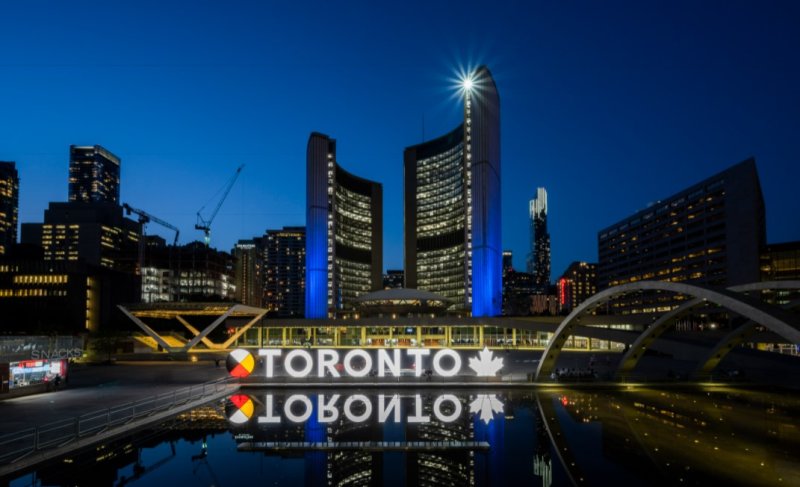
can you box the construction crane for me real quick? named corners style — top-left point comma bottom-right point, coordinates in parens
top-left (195, 164), bottom-right (244, 246)
top-left (123, 203), bottom-right (181, 275)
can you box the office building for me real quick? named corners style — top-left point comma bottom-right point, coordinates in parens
top-left (68, 145), bottom-right (121, 204)
top-left (502, 269), bottom-right (537, 316)
top-left (234, 239), bottom-right (263, 307)
top-left (141, 240), bottom-right (235, 302)
top-left (557, 261), bottom-right (598, 312)
top-left (760, 241), bottom-right (800, 306)
top-left (404, 65), bottom-right (501, 316)
top-left (0, 162), bottom-right (19, 256)
top-left (598, 158), bottom-right (766, 314)
top-left (527, 187), bottom-right (551, 290)
top-left (21, 202), bottom-right (140, 274)
top-left (383, 269), bottom-right (404, 289)
top-left (263, 226), bottom-right (305, 317)
top-left (306, 134), bottom-right (382, 318)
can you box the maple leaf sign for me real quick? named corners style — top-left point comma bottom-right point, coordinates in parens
top-left (469, 394), bottom-right (504, 424)
top-left (468, 347), bottom-right (504, 376)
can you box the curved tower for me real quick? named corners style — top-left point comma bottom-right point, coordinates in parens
top-left (404, 66), bottom-right (501, 316)
top-left (306, 132), bottom-right (383, 319)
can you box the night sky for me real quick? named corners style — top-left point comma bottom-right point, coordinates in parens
top-left (2, 1), bottom-right (798, 276)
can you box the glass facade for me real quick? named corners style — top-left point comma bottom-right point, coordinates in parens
top-left (68, 145), bottom-right (121, 205)
top-left (0, 162), bottom-right (18, 256)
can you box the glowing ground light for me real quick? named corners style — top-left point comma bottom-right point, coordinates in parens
top-left (226, 348), bottom-right (255, 378)
top-left (226, 394), bottom-right (255, 424)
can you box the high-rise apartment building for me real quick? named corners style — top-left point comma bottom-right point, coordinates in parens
top-left (526, 187), bottom-right (551, 290)
top-left (598, 158), bottom-right (766, 314)
top-left (263, 226), bottom-right (305, 317)
top-left (306, 134), bottom-right (382, 318)
top-left (234, 239), bottom-right (263, 307)
top-left (404, 65), bottom-right (501, 316)
top-left (68, 145), bottom-right (121, 204)
top-left (0, 162), bottom-right (19, 255)
top-left (557, 261), bottom-right (597, 312)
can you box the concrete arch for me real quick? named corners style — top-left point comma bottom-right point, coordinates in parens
top-left (692, 293), bottom-right (800, 379)
top-left (534, 280), bottom-right (800, 382)
top-left (615, 281), bottom-right (800, 379)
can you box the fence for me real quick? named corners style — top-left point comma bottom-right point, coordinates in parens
top-left (0, 377), bottom-right (235, 466)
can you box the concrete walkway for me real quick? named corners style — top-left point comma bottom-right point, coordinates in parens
top-left (0, 361), bottom-right (228, 432)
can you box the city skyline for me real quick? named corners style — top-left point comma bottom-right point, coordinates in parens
top-left (2, 1), bottom-right (799, 278)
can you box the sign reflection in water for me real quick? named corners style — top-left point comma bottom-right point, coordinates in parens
top-left (8, 388), bottom-right (799, 486)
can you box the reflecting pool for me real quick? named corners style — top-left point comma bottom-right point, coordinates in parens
top-left (7, 387), bottom-right (799, 486)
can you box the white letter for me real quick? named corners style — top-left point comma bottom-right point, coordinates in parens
top-left (343, 394), bottom-right (372, 422)
top-left (432, 349), bottom-right (462, 377)
top-left (318, 394), bottom-right (340, 423)
top-left (343, 349), bottom-right (372, 377)
top-left (378, 349), bottom-right (401, 377)
top-left (317, 349), bottom-right (340, 377)
top-left (258, 394), bottom-right (281, 424)
top-left (407, 394), bottom-right (430, 423)
top-left (284, 394), bottom-right (313, 423)
top-left (378, 395), bottom-right (401, 423)
top-left (285, 349), bottom-right (313, 378)
top-left (258, 349), bottom-right (282, 378)
top-left (433, 395), bottom-right (462, 422)
top-left (407, 349), bottom-right (430, 376)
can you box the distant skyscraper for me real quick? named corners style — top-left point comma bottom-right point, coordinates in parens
top-left (502, 250), bottom-right (513, 275)
top-left (598, 158), bottom-right (765, 314)
top-left (68, 145), bottom-right (121, 204)
top-left (0, 162), bottom-right (19, 255)
top-left (527, 187), bottom-right (551, 289)
top-left (404, 65), bottom-right (501, 316)
top-left (264, 226), bottom-right (306, 317)
top-left (234, 239), bottom-right (263, 307)
top-left (557, 261), bottom-right (597, 312)
top-left (306, 134), bottom-right (382, 318)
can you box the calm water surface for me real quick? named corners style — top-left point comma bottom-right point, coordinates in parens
top-left (7, 387), bottom-right (799, 486)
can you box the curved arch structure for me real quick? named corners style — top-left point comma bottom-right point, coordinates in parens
top-left (534, 280), bottom-right (800, 382)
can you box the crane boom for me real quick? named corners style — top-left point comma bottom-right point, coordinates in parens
top-left (195, 164), bottom-right (244, 245)
top-left (123, 203), bottom-right (180, 245)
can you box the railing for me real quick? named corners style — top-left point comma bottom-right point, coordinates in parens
top-left (0, 377), bottom-right (235, 466)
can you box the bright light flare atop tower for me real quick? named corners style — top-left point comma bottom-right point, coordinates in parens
top-left (461, 75), bottom-right (474, 93)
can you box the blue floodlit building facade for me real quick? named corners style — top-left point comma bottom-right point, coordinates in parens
top-left (306, 133), bottom-right (383, 319)
top-left (404, 66), bottom-right (501, 316)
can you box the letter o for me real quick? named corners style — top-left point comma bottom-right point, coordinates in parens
top-left (285, 349), bottom-right (313, 378)
top-left (343, 394), bottom-right (373, 422)
top-left (344, 349), bottom-right (372, 377)
top-left (284, 395), bottom-right (313, 423)
top-left (432, 349), bottom-right (461, 377)
top-left (433, 395), bottom-right (462, 422)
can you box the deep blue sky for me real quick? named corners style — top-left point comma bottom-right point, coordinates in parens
top-left (2, 1), bottom-right (798, 276)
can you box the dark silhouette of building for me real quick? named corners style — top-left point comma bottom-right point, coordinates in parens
top-left (527, 187), bottom-right (551, 291)
top-left (598, 158), bottom-right (766, 314)
top-left (234, 239), bottom-right (263, 307)
top-left (502, 269), bottom-right (537, 315)
top-left (68, 145), bottom-right (121, 204)
top-left (263, 226), bottom-right (305, 317)
top-left (306, 133), bottom-right (382, 318)
top-left (404, 65), bottom-right (501, 316)
top-left (21, 202), bottom-right (140, 274)
top-left (502, 250), bottom-right (513, 277)
top-left (0, 162), bottom-right (19, 256)
top-left (383, 269), bottom-right (404, 289)
top-left (557, 261), bottom-right (598, 312)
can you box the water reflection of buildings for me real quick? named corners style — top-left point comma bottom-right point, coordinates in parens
top-left (545, 388), bottom-right (800, 486)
